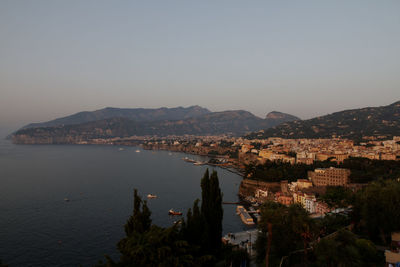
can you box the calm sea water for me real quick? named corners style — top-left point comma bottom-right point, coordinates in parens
top-left (0, 136), bottom-right (247, 266)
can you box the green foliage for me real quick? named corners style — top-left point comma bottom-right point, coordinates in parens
top-left (123, 189), bottom-right (151, 236)
top-left (320, 186), bottom-right (354, 208)
top-left (256, 201), bottom-right (382, 266)
top-left (100, 170), bottom-right (228, 267)
top-left (227, 150), bottom-right (238, 159)
top-left (353, 179), bottom-right (400, 244)
top-left (219, 140), bottom-right (234, 147)
top-left (197, 169), bottom-right (223, 254)
top-left (245, 157), bottom-right (400, 183)
top-left (116, 225), bottom-right (198, 267)
top-left (181, 199), bottom-right (204, 246)
top-left (313, 230), bottom-right (380, 267)
top-left (256, 202), bottom-right (315, 265)
top-left (342, 157), bottom-right (400, 183)
top-left (221, 245), bottom-right (250, 267)
top-left (315, 214), bottom-right (351, 236)
top-left (245, 160), bottom-right (313, 182)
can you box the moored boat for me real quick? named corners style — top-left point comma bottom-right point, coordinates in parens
top-left (168, 209), bottom-right (182, 216)
top-left (147, 194), bottom-right (157, 199)
top-left (182, 157), bottom-right (196, 163)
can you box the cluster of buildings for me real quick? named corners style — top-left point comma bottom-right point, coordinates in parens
top-left (130, 135), bottom-right (400, 169)
top-left (239, 136), bottom-right (400, 166)
top-left (252, 167), bottom-right (352, 216)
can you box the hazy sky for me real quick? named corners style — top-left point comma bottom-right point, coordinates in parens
top-left (1, 1), bottom-right (399, 129)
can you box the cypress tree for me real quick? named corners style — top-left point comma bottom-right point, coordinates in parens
top-left (209, 170), bottom-right (223, 252)
top-left (200, 168), bottom-right (210, 215)
top-left (200, 169), bottom-right (223, 254)
top-left (123, 188), bottom-right (152, 236)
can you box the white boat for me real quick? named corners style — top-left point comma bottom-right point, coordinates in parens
top-left (147, 194), bottom-right (157, 199)
top-left (64, 198), bottom-right (70, 202)
top-left (135, 150), bottom-right (140, 153)
top-left (118, 148), bottom-right (125, 151)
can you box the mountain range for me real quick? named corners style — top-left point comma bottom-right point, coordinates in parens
top-left (246, 101), bottom-right (400, 140)
top-left (12, 106), bottom-right (299, 143)
top-left (21, 106), bottom-right (211, 129)
top-left (12, 101), bottom-right (400, 144)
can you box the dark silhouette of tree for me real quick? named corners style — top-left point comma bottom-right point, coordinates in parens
top-left (314, 229), bottom-right (380, 267)
top-left (123, 189), bottom-right (151, 236)
top-left (98, 170), bottom-right (228, 267)
top-left (320, 186), bottom-right (354, 208)
top-left (353, 179), bottom-right (400, 244)
top-left (256, 202), bottom-right (314, 266)
top-left (208, 170), bottom-right (223, 254)
top-left (184, 169), bottom-right (223, 256)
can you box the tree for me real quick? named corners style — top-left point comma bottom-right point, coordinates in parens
top-left (256, 202), bottom-right (315, 266)
top-left (99, 170), bottom-right (226, 267)
top-left (122, 189), bottom-right (151, 236)
top-left (117, 189), bottom-right (153, 265)
top-left (180, 199), bottom-right (204, 248)
top-left (353, 179), bottom-right (400, 244)
top-left (320, 186), bottom-right (354, 208)
top-left (208, 170), bottom-right (223, 253)
top-left (313, 229), bottom-right (380, 267)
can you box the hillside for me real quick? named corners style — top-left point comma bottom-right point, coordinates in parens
top-left (246, 101), bottom-right (400, 140)
top-left (21, 105), bottom-right (211, 129)
top-left (12, 109), bottom-right (299, 143)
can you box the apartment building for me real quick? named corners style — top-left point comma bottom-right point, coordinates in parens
top-left (308, 167), bottom-right (350, 186)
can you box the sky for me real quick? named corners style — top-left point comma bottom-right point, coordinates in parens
top-left (1, 1), bottom-right (400, 130)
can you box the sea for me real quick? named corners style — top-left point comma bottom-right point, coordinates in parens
top-left (0, 128), bottom-right (248, 267)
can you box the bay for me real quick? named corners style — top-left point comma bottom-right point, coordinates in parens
top-left (0, 138), bottom-right (247, 266)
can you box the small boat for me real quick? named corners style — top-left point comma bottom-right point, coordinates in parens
top-left (147, 194), bottom-right (157, 199)
top-left (182, 157), bottom-right (196, 163)
top-left (135, 150), bottom-right (140, 153)
top-left (168, 209), bottom-right (183, 216)
top-left (119, 148), bottom-right (125, 151)
top-left (64, 198), bottom-right (70, 202)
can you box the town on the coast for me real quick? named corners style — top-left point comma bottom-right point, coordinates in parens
top-left (8, 102), bottom-right (400, 266)
top-left (139, 134), bottom-right (400, 214)
top-left (51, 133), bottom-right (400, 222)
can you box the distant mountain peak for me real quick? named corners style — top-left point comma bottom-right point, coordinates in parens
top-left (266, 111), bottom-right (300, 121)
